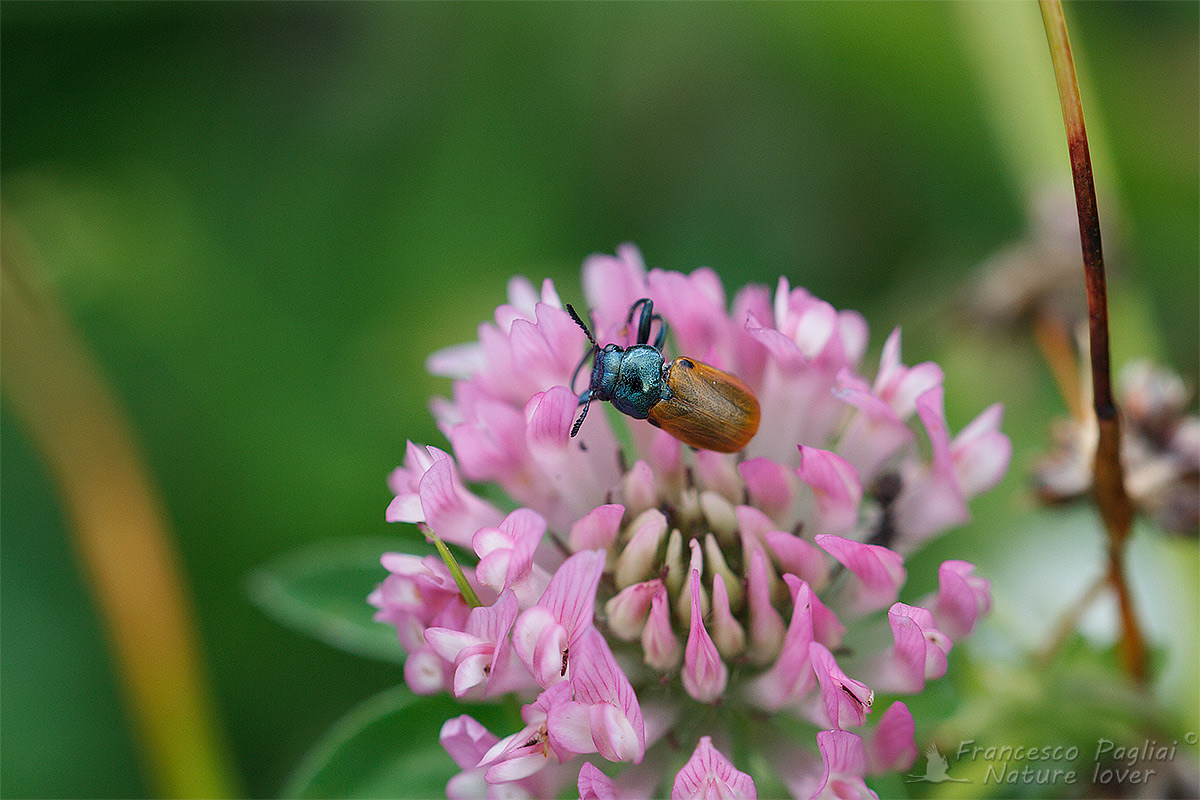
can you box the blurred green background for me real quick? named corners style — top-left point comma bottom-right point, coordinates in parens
top-left (2, 2), bottom-right (1196, 798)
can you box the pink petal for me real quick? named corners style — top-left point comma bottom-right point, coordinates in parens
top-left (746, 577), bottom-right (815, 711)
top-left (903, 605), bottom-right (951, 679)
top-left (710, 573), bottom-right (747, 658)
top-left (570, 504), bottom-right (626, 552)
top-left (810, 643), bottom-right (873, 730)
top-left (646, 267), bottom-right (729, 363)
top-left (764, 531), bottom-right (829, 591)
top-left (838, 311), bottom-right (869, 367)
top-left (739, 458), bottom-right (795, 521)
top-left (764, 740), bottom-right (825, 800)
top-left (788, 295), bottom-right (839, 362)
top-left (893, 386), bottom-right (969, 546)
top-left (485, 750), bottom-right (554, 783)
top-left (404, 648), bottom-right (449, 695)
top-left (933, 560), bottom-right (991, 639)
top-left (621, 460), bottom-right (658, 518)
top-left (472, 509), bottom-right (547, 599)
top-left (811, 731), bottom-right (877, 800)
top-left (525, 384), bottom-right (576, 447)
top-left (833, 369), bottom-right (915, 484)
top-left (578, 762), bottom-right (617, 800)
top-left (445, 770), bottom-right (487, 800)
top-left (582, 244), bottom-right (650, 342)
top-left (615, 510), bottom-right (668, 589)
top-left (803, 580), bottom-right (846, 650)
top-left (440, 715), bottom-right (499, 770)
top-left (797, 446), bottom-right (863, 535)
top-left (452, 647), bottom-right (494, 698)
top-left (417, 450), bottom-right (505, 546)
top-left (541, 550), bottom-right (606, 644)
top-left (443, 399), bottom-right (531, 491)
top-left (814, 535), bottom-right (906, 617)
top-left (548, 700), bottom-right (595, 758)
top-left (531, 621), bottom-right (571, 687)
top-left (734, 504), bottom-right (775, 546)
top-left (695, 450), bottom-right (744, 504)
top-left (560, 627), bottom-right (645, 764)
top-left (730, 283), bottom-right (772, 385)
top-left (525, 387), bottom-right (622, 524)
top-left (682, 570), bottom-right (729, 704)
top-left (589, 702), bottom-right (642, 763)
top-left (642, 582), bottom-right (682, 671)
top-left (952, 403), bottom-right (1012, 498)
top-left (745, 309), bottom-right (807, 370)
top-left (872, 328), bottom-right (944, 419)
top-left (745, 547), bottom-right (786, 664)
top-left (866, 702), bottom-right (917, 774)
top-left (427, 342), bottom-right (487, 380)
top-left (671, 737), bottom-right (757, 800)
top-left (423, 627), bottom-right (480, 665)
top-left (880, 604), bottom-right (950, 693)
top-left (605, 580), bottom-right (662, 642)
top-left (388, 440), bottom-right (439, 497)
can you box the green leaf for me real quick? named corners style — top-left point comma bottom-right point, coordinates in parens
top-left (283, 685), bottom-right (511, 799)
top-left (247, 536), bottom-right (428, 664)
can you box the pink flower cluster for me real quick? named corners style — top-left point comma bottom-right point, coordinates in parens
top-left (371, 246), bottom-right (1009, 799)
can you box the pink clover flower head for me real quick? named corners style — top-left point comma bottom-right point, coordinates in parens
top-left (371, 246), bottom-right (1008, 797)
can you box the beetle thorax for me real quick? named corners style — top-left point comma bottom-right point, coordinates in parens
top-left (607, 344), bottom-right (666, 420)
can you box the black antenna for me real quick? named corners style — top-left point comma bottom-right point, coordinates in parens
top-left (566, 303), bottom-right (600, 395)
top-left (565, 303), bottom-right (599, 438)
top-left (570, 398), bottom-right (591, 438)
top-left (565, 303), bottom-right (597, 346)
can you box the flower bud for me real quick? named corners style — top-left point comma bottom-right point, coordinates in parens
top-left (700, 490), bottom-right (739, 546)
top-left (704, 533), bottom-right (743, 612)
top-left (604, 580), bottom-right (661, 641)
top-left (710, 573), bottom-right (746, 659)
top-left (642, 583), bottom-right (682, 671)
top-left (614, 509), bottom-right (667, 589)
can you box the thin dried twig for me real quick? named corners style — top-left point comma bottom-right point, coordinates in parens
top-left (1038, 0), bottom-right (1146, 682)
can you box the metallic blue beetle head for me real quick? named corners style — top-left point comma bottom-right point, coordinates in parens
top-left (565, 304), bottom-right (671, 438)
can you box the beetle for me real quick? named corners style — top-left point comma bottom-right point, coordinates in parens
top-left (563, 297), bottom-right (760, 453)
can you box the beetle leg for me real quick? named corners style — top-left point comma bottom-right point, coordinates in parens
top-left (570, 345), bottom-right (596, 393)
top-left (628, 298), bottom-right (655, 344)
top-left (627, 298), bottom-right (669, 349)
top-left (651, 316), bottom-right (669, 351)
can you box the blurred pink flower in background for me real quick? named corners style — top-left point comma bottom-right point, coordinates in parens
top-left (371, 245), bottom-right (1009, 798)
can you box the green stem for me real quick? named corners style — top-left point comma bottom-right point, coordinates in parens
top-left (1, 216), bottom-right (241, 798)
top-left (419, 523), bottom-right (482, 608)
top-left (1038, 0), bottom-right (1146, 684)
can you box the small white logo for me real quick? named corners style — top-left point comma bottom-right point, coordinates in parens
top-left (908, 744), bottom-right (971, 783)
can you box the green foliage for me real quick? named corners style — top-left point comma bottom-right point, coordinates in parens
top-left (247, 537), bottom-right (431, 665)
top-left (282, 685), bottom-right (513, 800)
